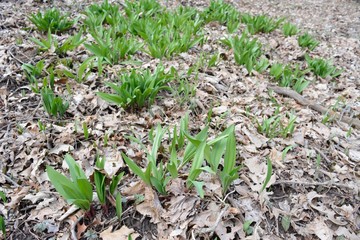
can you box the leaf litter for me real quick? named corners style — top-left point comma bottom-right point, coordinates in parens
top-left (0, 0), bottom-right (359, 239)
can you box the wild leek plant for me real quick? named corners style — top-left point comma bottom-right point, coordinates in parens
top-left (28, 8), bottom-right (76, 33)
top-left (122, 125), bottom-right (170, 195)
top-left (202, 0), bottom-right (240, 33)
top-left (46, 154), bottom-right (93, 210)
top-left (222, 33), bottom-right (263, 73)
top-left (41, 86), bottom-right (69, 118)
top-left (22, 60), bottom-right (44, 93)
top-left (256, 111), bottom-right (297, 139)
top-left (84, 26), bottom-right (143, 65)
top-left (305, 55), bottom-right (343, 79)
top-left (30, 30), bottom-right (56, 52)
top-left (123, 115), bottom-right (240, 197)
top-left (97, 65), bottom-right (176, 109)
top-left (129, 7), bottom-right (204, 58)
top-left (124, 0), bottom-right (163, 20)
top-left (56, 30), bottom-right (86, 56)
top-left (282, 22), bottom-right (299, 37)
top-left (84, 0), bottom-right (122, 28)
top-left (298, 33), bottom-right (319, 51)
top-left (270, 63), bottom-right (310, 93)
top-left (260, 158), bottom-right (273, 192)
top-left (94, 154), bottom-right (124, 206)
top-left (241, 14), bottom-right (284, 34)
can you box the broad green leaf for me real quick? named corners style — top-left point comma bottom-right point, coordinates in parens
top-left (70, 199), bottom-right (91, 210)
top-left (121, 152), bottom-right (151, 185)
top-left (46, 165), bottom-right (77, 200)
top-left (96, 92), bottom-right (125, 106)
top-left (64, 154), bottom-right (86, 181)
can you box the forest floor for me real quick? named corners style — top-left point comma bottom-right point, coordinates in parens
top-left (0, 0), bottom-right (359, 239)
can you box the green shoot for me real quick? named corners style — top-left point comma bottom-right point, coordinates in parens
top-left (41, 86), bottom-right (69, 118)
top-left (94, 154), bottom-right (106, 205)
top-left (260, 158), bottom-right (272, 192)
top-left (115, 193), bottom-right (122, 221)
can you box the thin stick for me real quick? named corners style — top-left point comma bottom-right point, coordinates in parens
top-left (273, 179), bottom-right (356, 190)
top-left (268, 85), bottom-right (360, 129)
top-left (313, 147), bottom-right (331, 164)
top-left (71, 216), bottom-right (83, 240)
top-left (197, 205), bottom-right (229, 235)
top-left (0, 173), bottom-right (19, 187)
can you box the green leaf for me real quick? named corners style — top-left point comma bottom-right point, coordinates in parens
top-left (0, 215), bottom-right (5, 235)
top-left (70, 198), bottom-right (91, 210)
top-left (0, 191), bottom-right (6, 203)
top-left (121, 152), bottom-right (151, 185)
top-left (191, 180), bottom-right (204, 198)
top-left (187, 140), bottom-right (206, 186)
top-left (115, 193), bottom-right (122, 221)
top-left (110, 172), bottom-right (124, 195)
top-left (77, 56), bottom-right (95, 82)
top-left (223, 125), bottom-right (236, 174)
top-left (46, 165), bottom-right (78, 200)
top-left (260, 158), bottom-right (273, 192)
top-left (94, 171), bottom-right (106, 204)
top-left (64, 154), bottom-right (87, 181)
top-left (96, 92), bottom-right (126, 106)
top-left (281, 215), bottom-right (291, 232)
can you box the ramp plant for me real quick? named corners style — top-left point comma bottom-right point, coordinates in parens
top-left (305, 55), bottom-right (343, 79)
top-left (46, 154), bottom-right (93, 210)
top-left (28, 8), bottom-right (76, 33)
top-left (283, 22), bottom-right (299, 37)
top-left (241, 14), bottom-right (284, 34)
top-left (222, 33), bottom-right (263, 73)
top-left (298, 33), bottom-right (319, 51)
top-left (97, 65), bottom-right (176, 109)
top-left (123, 115), bottom-right (240, 197)
top-left (41, 86), bottom-right (69, 118)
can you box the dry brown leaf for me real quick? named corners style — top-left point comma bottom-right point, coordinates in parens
top-left (136, 186), bottom-right (163, 224)
top-left (304, 217), bottom-right (333, 240)
top-left (100, 226), bottom-right (140, 240)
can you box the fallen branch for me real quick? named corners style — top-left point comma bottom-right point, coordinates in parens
top-left (268, 85), bottom-right (360, 129)
top-left (273, 179), bottom-right (357, 191)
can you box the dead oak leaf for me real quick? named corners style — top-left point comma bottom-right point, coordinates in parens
top-left (136, 186), bottom-right (163, 224)
top-left (100, 225), bottom-right (140, 240)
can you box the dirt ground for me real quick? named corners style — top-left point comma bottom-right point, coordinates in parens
top-left (0, 0), bottom-right (359, 239)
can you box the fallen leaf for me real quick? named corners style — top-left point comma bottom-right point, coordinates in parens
top-left (100, 225), bottom-right (140, 240)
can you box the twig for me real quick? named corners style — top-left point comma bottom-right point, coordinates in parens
top-left (71, 216), bottom-right (83, 240)
top-left (197, 205), bottom-right (229, 235)
top-left (268, 85), bottom-right (360, 129)
top-left (7, 46), bottom-right (25, 65)
top-left (273, 179), bottom-right (356, 190)
top-left (313, 147), bottom-right (331, 164)
top-left (0, 173), bottom-right (19, 187)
